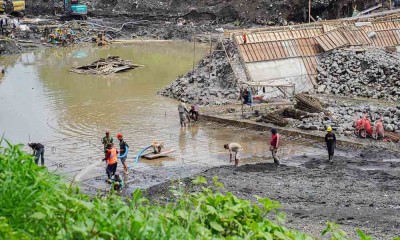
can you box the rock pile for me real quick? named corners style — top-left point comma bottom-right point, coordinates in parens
top-left (296, 100), bottom-right (400, 134)
top-left (316, 49), bottom-right (400, 101)
top-left (159, 40), bottom-right (241, 105)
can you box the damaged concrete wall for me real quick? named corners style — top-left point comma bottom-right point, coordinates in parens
top-left (246, 58), bottom-right (314, 97)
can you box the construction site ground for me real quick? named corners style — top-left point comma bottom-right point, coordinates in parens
top-left (147, 145), bottom-right (400, 239)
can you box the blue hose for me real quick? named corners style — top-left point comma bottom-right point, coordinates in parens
top-left (117, 145), bottom-right (129, 159)
top-left (134, 145), bottom-right (152, 165)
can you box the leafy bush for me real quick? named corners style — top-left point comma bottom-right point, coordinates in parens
top-left (0, 141), bottom-right (387, 239)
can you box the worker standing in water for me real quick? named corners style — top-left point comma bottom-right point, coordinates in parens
top-left (102, 130), bottom-right (113, 157)
top-left (223, 143), bottom-right (242, 167)
top-left (103, 143), bottom-right (118, 182)
top-left (178, 102), bottom-right (189, 127)
top-left (325, 126), bottom-right (336, 163)
top-left (117, 133), bottom-right (129, 174)
top-left (28, 142), bottom-right (45, 166)
top-left (270, 128), bottom-right (280, 165)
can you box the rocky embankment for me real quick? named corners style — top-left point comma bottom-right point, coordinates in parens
top-left (316, 49), bottom-right (400, 102)
top-left (297, 101), bottom-right (400, 134)
top-left (159, 40), bottom-right (241, 105)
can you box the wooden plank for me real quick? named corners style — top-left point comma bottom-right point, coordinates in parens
top-left (262, 42), bottom-right (272, 60)
top-left (239, 45), bottom-right (250, 62)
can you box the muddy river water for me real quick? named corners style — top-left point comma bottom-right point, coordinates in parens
top-left (0, 42), bottom-right (365, 194)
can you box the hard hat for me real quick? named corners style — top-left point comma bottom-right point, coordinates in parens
top-left (117, 133), bottom-right (123, 138)
top-left (327, 126), bottom-right (332, 132)
top-left (270, 128), bottom-right (277, 134)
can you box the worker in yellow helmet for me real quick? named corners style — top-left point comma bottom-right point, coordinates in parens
top-left (325, 126), bottom-right (336, 163)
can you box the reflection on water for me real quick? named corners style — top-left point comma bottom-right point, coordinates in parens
top-left (0, 42), bottom-right (319, 193)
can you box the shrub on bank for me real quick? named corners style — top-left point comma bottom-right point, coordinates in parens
top-left (0, 141), bottom-right (383, 239)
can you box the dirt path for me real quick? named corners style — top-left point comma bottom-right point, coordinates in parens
top-left (146, 148), bottom-right (400, 239)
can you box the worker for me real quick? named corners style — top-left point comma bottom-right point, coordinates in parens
top-left (189, 104), bottom-right (199, 122)
top-left (0, 18), bottom-right (4, 35)
top-left (325, 126), bottom-right (336, 163)
top-left (103, 143), bottom-right (118, 181)
top-left (117, 133), bottom-right (129, 174)
top-left (102, 130), bottom-right (113, 156)
top-left (28, 142), bottom-right (45, 166)
top-left (151, 141), bottom-right (164, 154)
top-left (269, 128), bottom-right (280, 165)
top-left (178, 102), bottom-right (189, 127)
top-left (242, 32), bottom-right (247, 44)
top-left (364, 114), bottom-right (373, 137)
top-left (223, 143), bottom-right (242, 167)
top-left (112, 174), bottom-right (124, 192)
top-left (375, 118), bottom-right (385, 140)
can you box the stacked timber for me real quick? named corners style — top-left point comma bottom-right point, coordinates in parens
top-left (261, 112), bottom-right (288, 127)
top-left (294, 94), bottom-right (324, 113)
top-left (280, 107), bottom-right (314, 120)
top-left (385, 132), bottom-right (400, 143)
top-left (70, 56), bottom-right (144, 75)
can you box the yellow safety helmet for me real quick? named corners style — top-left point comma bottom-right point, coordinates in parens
top-left (327, 126), bottom-right (332, 132)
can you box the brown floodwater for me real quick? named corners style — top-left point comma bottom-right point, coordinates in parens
top-left (0, 42), bottom-right (322, 194)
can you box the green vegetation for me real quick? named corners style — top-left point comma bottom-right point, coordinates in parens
top-left (0, 141), bottom-right (386, 239)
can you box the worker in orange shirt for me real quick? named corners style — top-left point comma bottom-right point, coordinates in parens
top-left (103, 143), bottom-right (118, 182)
top-left (243, 32), bottom-right (247, 44)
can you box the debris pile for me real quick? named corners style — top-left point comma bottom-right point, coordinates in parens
top-left (316, 49), bottom-right (400, 102)
top-left (296, 100), bottom-right (400, 135)
top-left (258, 112), bottom-right (289, 126)
top-left (159, 40), bottom-right (242, 105)
top-left (0, 39), bottom-right (20, 55)
top-left (70, 56), bottom-right (143, 75)
top-left (294, 94), bottom-right (325, 113)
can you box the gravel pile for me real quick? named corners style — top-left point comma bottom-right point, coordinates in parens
top-left (296, 101), bottom-right (400, 134)
top-left (316, 49), bottom-right (400, 102)
top-left (159, 40), bottom-right (241, 105)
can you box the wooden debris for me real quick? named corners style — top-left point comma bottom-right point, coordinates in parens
top-left (279, 107), bottom-right (313, 120)
top-left (385, 132), bottom-right (400, 143)
top-left (261, 112), bottom-right (289, 127)
top-left (294, 94), bottom-right (324, 113)
top-left (70, 56), bottom-right (144, 75)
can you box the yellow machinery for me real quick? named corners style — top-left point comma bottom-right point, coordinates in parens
top-left (0, 0), bottom-right (25, 16)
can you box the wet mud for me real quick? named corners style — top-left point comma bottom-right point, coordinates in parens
top-left (146, 146), bottom-right (400, 239)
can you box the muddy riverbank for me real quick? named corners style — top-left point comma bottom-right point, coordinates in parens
top-left (145, 146), bottom-right (400, 239)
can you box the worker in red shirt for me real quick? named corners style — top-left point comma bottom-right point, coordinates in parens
top-left (363, 113), bottom-right (373, 137)
top-left (269, 128), bottom-right (280, 165)
top-left (242, 32), bottom-right (247, 44)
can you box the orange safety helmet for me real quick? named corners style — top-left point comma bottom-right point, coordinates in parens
top-left (117, 133), bottom-right (123, 138)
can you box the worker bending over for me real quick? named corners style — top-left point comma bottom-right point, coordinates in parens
top-left (270, 128), bottom-right (280, 165)
top-left (28, 142), bottom-right (45, 166)
top-left (325, 126), bottom-right (336, 163)
top-left (224, 143), bottom-right (242, 167)
top-left (117, 133), bottom-right (129, 174)
top-left (103, 143), bottom-right (118, 182)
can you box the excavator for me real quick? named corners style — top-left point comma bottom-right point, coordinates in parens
top-left (61, 0), bottom-right (87, 20)
top-left (0, 0), bottom-right (25, 16)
